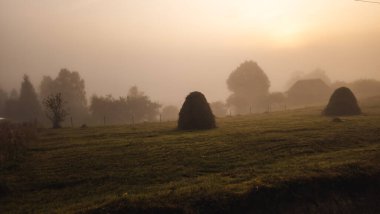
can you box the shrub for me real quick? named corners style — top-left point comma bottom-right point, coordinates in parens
top-left (0, 121), bottom-right (37, 166)
top-left (178, 92), bottom-right (216, 130)
top-left (323, 87), bottom-right (361, 116)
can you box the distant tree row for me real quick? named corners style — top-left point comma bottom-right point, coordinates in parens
top-left (1, 62), bottom-right (380, 125)
top-left (90, 86), bottom-right (161, 125)
top-left (225, 60), bottom-right (380, 115)
top-left (0, 69), bottom-right (163, 128)
top-left (0, 75), bottom-right (42, 122)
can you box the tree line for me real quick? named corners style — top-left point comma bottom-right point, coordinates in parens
top-left (224, 61), bottom-right (380, 115)
top-left (0, 69), bottom-right (169, 127)
top-left (1, 62), bottom-right (380, 127)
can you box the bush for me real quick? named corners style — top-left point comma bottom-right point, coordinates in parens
top-left (178, 92), bottom-right (216, 130)
top-left (323, 87), bottom-right (361, 116)
top-left (0, 121), bottom-right (37, 166)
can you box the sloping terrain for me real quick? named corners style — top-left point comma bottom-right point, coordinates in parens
top-left (1, 105), bottom-right (380, 213)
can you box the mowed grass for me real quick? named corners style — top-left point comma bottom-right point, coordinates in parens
top-left (1, 105), bottom-right (380, 213)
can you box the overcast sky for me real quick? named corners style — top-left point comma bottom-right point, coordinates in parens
top-left (1, 0), bottom-right (379, 106)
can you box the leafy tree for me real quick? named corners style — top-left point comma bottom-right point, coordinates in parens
top-left (43, 93), bottom-right (67, 128)
top-left (90, 95), bottom-right (129, 125)
top-left (18, 75), bottom-right (43, 122)
top-left (89, 87), bottom-right (161, 125)
top-left (90, 95), bottom-right (111, 124)
top-left (126, 86), bottom-right (161, 122)
top-left (226, 61), bottom-right (270, 114)
top-left (40, 69), bottom-right (88, 125)
top-left (4, 75), bottom-right (42, 122)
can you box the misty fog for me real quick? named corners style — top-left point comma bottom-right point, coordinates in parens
top-left (1, 0), bottom-right (380, 107)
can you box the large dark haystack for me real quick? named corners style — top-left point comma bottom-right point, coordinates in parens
top-left (323, 87), bottom-right (361, 116)
top-left (178, 91), bottom-right (216, 130)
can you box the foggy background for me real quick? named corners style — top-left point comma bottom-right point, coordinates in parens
top-left (1, 0), bottom-right (380, 106)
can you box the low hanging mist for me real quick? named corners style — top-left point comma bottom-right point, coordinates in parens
top-left (1, 0), bottom-right (380, 126)
top-left (1, 61), bottom-right (380, 127)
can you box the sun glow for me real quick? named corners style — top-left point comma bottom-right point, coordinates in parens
top-left (270, 23), bottom-right (304, 47)
top-left (227, 1), bottom-right (312, 48)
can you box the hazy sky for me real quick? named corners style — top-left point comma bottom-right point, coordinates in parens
top-left (1, 0), bottom-right (379, 106)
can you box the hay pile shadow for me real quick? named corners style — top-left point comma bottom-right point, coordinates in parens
top-left (323, 87), bottom-right (361, 116)
top-left (178, 91), bottom-right (216, 130)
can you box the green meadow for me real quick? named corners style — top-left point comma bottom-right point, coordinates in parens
top-left (1, 101), bottom-right (380, 213)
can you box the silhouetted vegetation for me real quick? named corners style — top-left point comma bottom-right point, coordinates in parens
top-left (90, 86), bottom-right (161, 125)
top-left (126, 86), bottom-right (161, 123)
top-left (0, 121), bottom-right (37, 166)
top-left (178, 91), bottom-right (216, 130)
top-left (2, 1), bottom-right (380, 211)
top-left (287, 79), bottom-right (331, 108)
top-left (226, 61), bottom-right (270, 114)
top-left (18, 75), bottom-right (43, 122)
top-left (2, 65), bottom-right (380, 127)
top-left (323, 87), bottom-right (361, 116)
top-left (90, 95), bottom-right (126, 125)
top-left (43, 93), bottom-right (68, 128)
top-left (3, 75), bottom-right (42, 122)
top-left (40, 69), bottom-right (88, 125)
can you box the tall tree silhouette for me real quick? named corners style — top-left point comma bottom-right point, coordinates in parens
top-left (226, 61), bottom-right (270, 114)
top-left (4, 75), bottom-right (42, 122)
top-left (18, 75), bottom-right (43, 122)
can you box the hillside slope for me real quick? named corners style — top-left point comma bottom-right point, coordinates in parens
top-left (1, 105), bottom-right (380, 213)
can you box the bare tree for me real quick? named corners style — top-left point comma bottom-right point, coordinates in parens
top-left (40, 69), bottom-right (88, 125)
top-left (43, 93), bottom-right (67, 128)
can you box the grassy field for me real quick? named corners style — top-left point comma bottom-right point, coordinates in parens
top-left (1, 102), bottom-right (380, 213)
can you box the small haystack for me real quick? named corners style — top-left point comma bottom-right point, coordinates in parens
top-left (178, 91), bottom-right (216, 130)
top-left (323, 87), bottom-right (361, 116)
